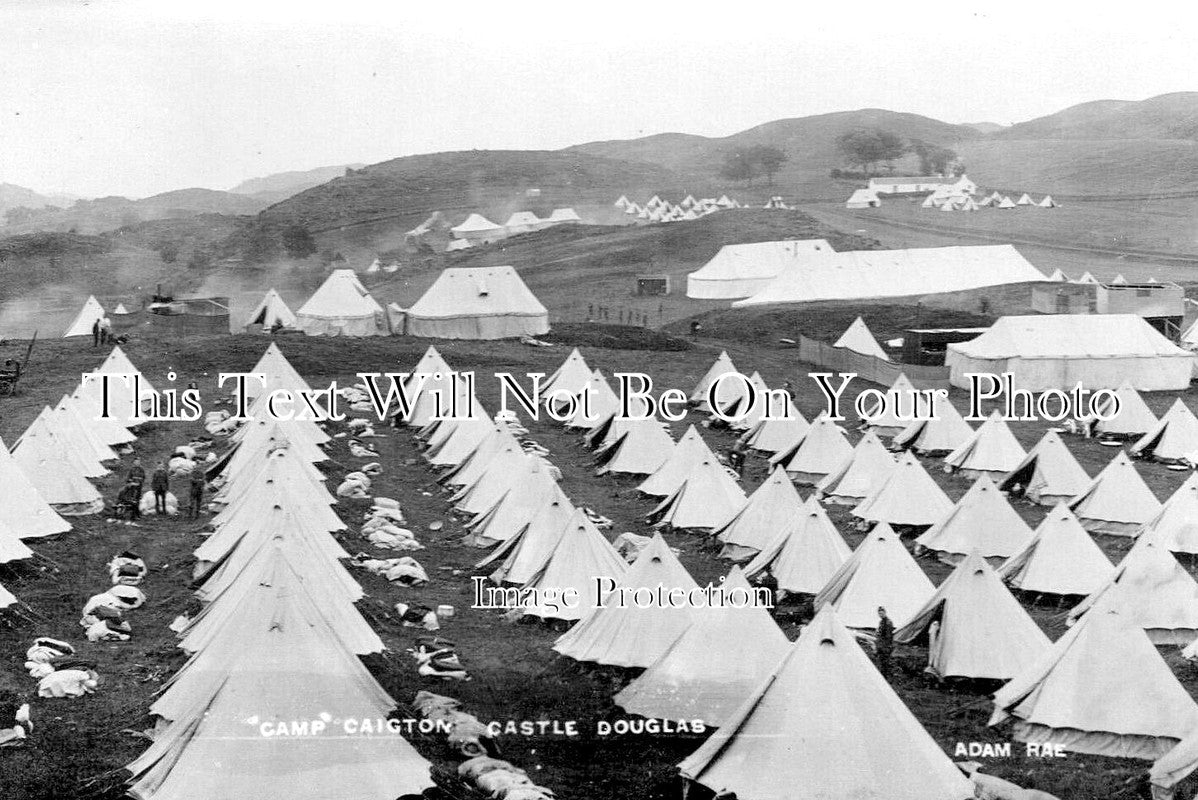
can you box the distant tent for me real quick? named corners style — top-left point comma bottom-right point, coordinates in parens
top-left (450, 212), bottom-right (505, 244)
top-left (113, 303), bottom-right (131, 315)
top-left (614, 195), bottom-right (631, 209)
top-left (742, 497), bottom-right (851, 598)
top-left (1068, 450), bottom-right (1161, 535)
top-left (553, 533), bottom-right (699, 667)
top-left (958, 197), bottom-right (980, 211)
top-left (914, 475), bottom-right (1034, 565)
top-left (845, 189), bottom-right (880, 209)
top-left (614, 568), bottom-right (788, 727)
top-left (814, 523), bottom-right (936, 629)
top-left (1111, 273), bottom-right (1128, 285)
top-left (63, 295), bottom-right (106, 337)
top-left (999, 503), bottom-right (1114, 597)
top-left (990, 608), bottom-right (1198, 760)
top-left (1067, 537), bottom-right (1198, 645)
top-left (814, 430), bottom-right (896, 505)
top-left (1129, 398), bottom-right (1198, 462)
top-left (1047, 268), bottom-right (1070, 282)
top-left (76, 345), bottom-right (158, 428)
top-left (1039, 195), bottom-right (1058, 208)
top-left (920, 194), bottom-right (937, 209)
top-left (445, 238), bottom-right (472, 252)
top-left (565, 370), bottom-right (618, 430)
top-left (996, 196), bottom-right (1016, 209)
top-left (638, 425), bottom-right (719, 498)
top-left (477, 496), bottom-right (576, 585)
top-left (365, 257), bottom-right (381, 273)
top-left (832, 316), bottom-right (890, 361)
top-left (503, 211), bottom-right (541, 234)
top-left (896, 553), bottom-right (1051, 681)
top-left (999, 430), bottom-right (1090, 506)
top-left (1075, 271), bottom-right (1099, 284)
top-left (852, 451), bottom-right (955, 529)
top-left (295, 269), bottom-right (386, 337)
top-left (1094, 380), bottom-right (1158, 437)
top-left (403, 266), bottom-right (548, 340)
top-left (943, 410), bottom-right (1027, 480)
top-left (679, 607), bottom-right (975, 800)
top-left (770, 412), bottom-right (853, 485)
top-left (688, 351), bottom-right (740, 412)
top-left (647, 458), bottom-right (746, 531)
top-left (714, 466), bottom-right (805, 561)
top-left (243, 288), bottom-right (296, 331)
top-left (545, 208), bottom-right (582, 224)
top-left (724, 371), bottom-right (772, 431)
top-left (976, 195), bottom-right (994, 208)
top-left (1016, 193), bottom-right (1035, 206)
top-left (541, 347), bottom-right (593, 401)
top-left (1141, 477), bottom-right (1198, 555)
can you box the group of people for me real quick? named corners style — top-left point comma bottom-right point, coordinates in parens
top-left (114, 457), bottom-right (206, 521)
top-left (90, 317), bottom-right (113, 347)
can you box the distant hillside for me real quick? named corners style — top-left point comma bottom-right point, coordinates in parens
top-left (259, 149), bottom-right (689, 232)
top-left (228, 163), bottom-right (365, 202)
top-left (0, 188), bottom-right (273, 236)
top-left (963, 122), bottom-right (1006, 134)
top-left (996, 93), bottom-right (1198, 140)
top-left (0, 183), bottom-right (77, 215)
top-left (569, 109), bottom-right (981, 198)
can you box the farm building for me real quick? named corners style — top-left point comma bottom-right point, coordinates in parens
top-left (945, 314), bottom-right (1194, 392)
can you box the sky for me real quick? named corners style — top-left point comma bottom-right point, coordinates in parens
top-left (1, 0), bottom-right (1195, 199)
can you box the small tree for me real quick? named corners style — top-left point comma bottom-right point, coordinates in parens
top-left (748, 145), bottom-right (788, 186)
top-left (719, 150), bottom-right (755, 185)
top-left (836, 128), bottom-right (909, 174)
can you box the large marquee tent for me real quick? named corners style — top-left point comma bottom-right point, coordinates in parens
top-left (401, 267), bottom-right (548, 340)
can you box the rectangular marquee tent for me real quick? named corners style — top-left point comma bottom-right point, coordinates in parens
top-left (399, 266), bottom-right (549, 340)
top-left (686, 239), bottom-right (834, 300)
top-left (732, 244), bottom-right (1046, 306)
top-left (945, 314), bottom-right (1194, 392)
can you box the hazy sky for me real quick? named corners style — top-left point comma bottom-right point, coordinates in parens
top-left (2, 1), bottom-right (1195, 198)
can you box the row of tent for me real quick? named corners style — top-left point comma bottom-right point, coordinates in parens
top-left (397, 344), bottom-right (1198, 797)
top-left (411, 208), bottom-right (583, 251)
top-left (613, 193), bottom-right (742, 223)
top-left (923, 190), bottom-right (1058, 210)
top-left (120, 342), bottom-right (437, 797)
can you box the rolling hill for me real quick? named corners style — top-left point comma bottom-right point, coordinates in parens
top-left (228, 163), bottom-right (365, 202)
top-left (994, 92), bottom-right (1198, 140)
top-left (0, 183), bottom-right (78, 216)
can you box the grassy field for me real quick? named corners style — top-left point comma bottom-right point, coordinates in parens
top-left (3, 329), bottom-right (1198, 799)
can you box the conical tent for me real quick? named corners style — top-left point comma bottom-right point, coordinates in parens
top-left (9, 429), bottom-right (103, 514)
top-left (739, 397), bottom-right (808, 453)
top-left (67, 384), bottom-right (137, 446)
top-left (15, 406), bottom-right (108, 478)
top-left (722, 371), bottom-right (770, 430)
top-left (860, 373), bottom-right (918, 432)
top-left (1141, 478), bottom-right (1198, 555)
top-left (0, 437), bottom-right (71, 538)
top-left (997, 196), bottom-right (1016, 209)
top-left (553, 533), bottom-right (699, 667)
top-left (476, 496), bottom-right (577, 585)
top-left (77, 345), bottom-right (158, 427)
top-left (0, 516), bottom-right (34, 565)
top-left (943, 410), bottom-right (1027, 479)
top-left (1075, 270), bottom-right (1099, 284)
top-left (647, 458), bottom-right (746, 531)
top-left (113, 303), bottom-right (130, 315)
top-left (714, 466), bottom-right (805, 561)
top-left (1017, 193), bottom-right (1035, 205)
top-left (896, 553), bottom-right (1051, 681)
top-left (63, 295), bottom-right (105, 337)
top-left (1069, 450), bottom-right (1160, 534)
top-left (295, 269), bottom-right (386, 337)
top-left (833, 316), bottom-right (890, 361)
top-left (852, 451), bottom-right (955, 528)
top-left (566, 370), bottom-right (618, 430)
top-left (770, 412), bottom-right (853, 484)
top-left (243, 289), bottom-right (296, 331)
top-left (743, 497), bottom-right (851, 598)
top-left (614, 569), bottom-right (789, 727)
top-left (678, 606), bottom-right (974, 800)
top-left (1094, 380), bottom-right (1158, 436)
top-left (125, 567), bottom-right (434, 800)
top-left (1039, 195), bottom-right (1058, 208)
top-left (1111, 273), bottom-right (1128, 284)
top-left (814, 523), bottom-right (936, 628)
top-left (915, 475), bottom-right (1034, 564)
top-left (1129, 398), bottom-right (1198, 462)
top-left (990, 608), bottom-right (1198, 760)
top-left (594, 418), bottom-right (674, 476)
top-left (452, 444), bottom-right (548, 514)
top-left (518, 509), bottom-right (628, 621)
top-left (541, 348), bottom-right (593, 400)
top-left (239, 342), bottom-right (313, 401)
top-left (439, 427), bottom-right (522, 489)
top-left (425, 415), bottom-right (494, 467)
top-left (999, 430), bottom-right (1090, 506)
top-left (998, 504), bottom-right (1114, 596)
top-left (464, 463), bottom-right (568, 548)
top-left (1047, 268), bottom-right (1069, 281)
top-left (1067, 537), bottom-right (1198, 645)
top-left (891, 392), bottom-right (973, 453)
top-left (57, 395), bottom-right (122, 463)
top-left (815, 430), bottom-right (896, 504)
top-left (638, 425), bottom-right (719, 497)
top-left (688, 351), bottom-right (739, 412)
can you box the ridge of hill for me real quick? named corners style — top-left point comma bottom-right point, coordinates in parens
top-left (0, 188), bottom-right (273, 236)
top-left (228, 163), bottom-right (366, 201)
top-left (996, 92), bottom-right (1198, 140)
top-left (0, 182), bottom-right (78, 215)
